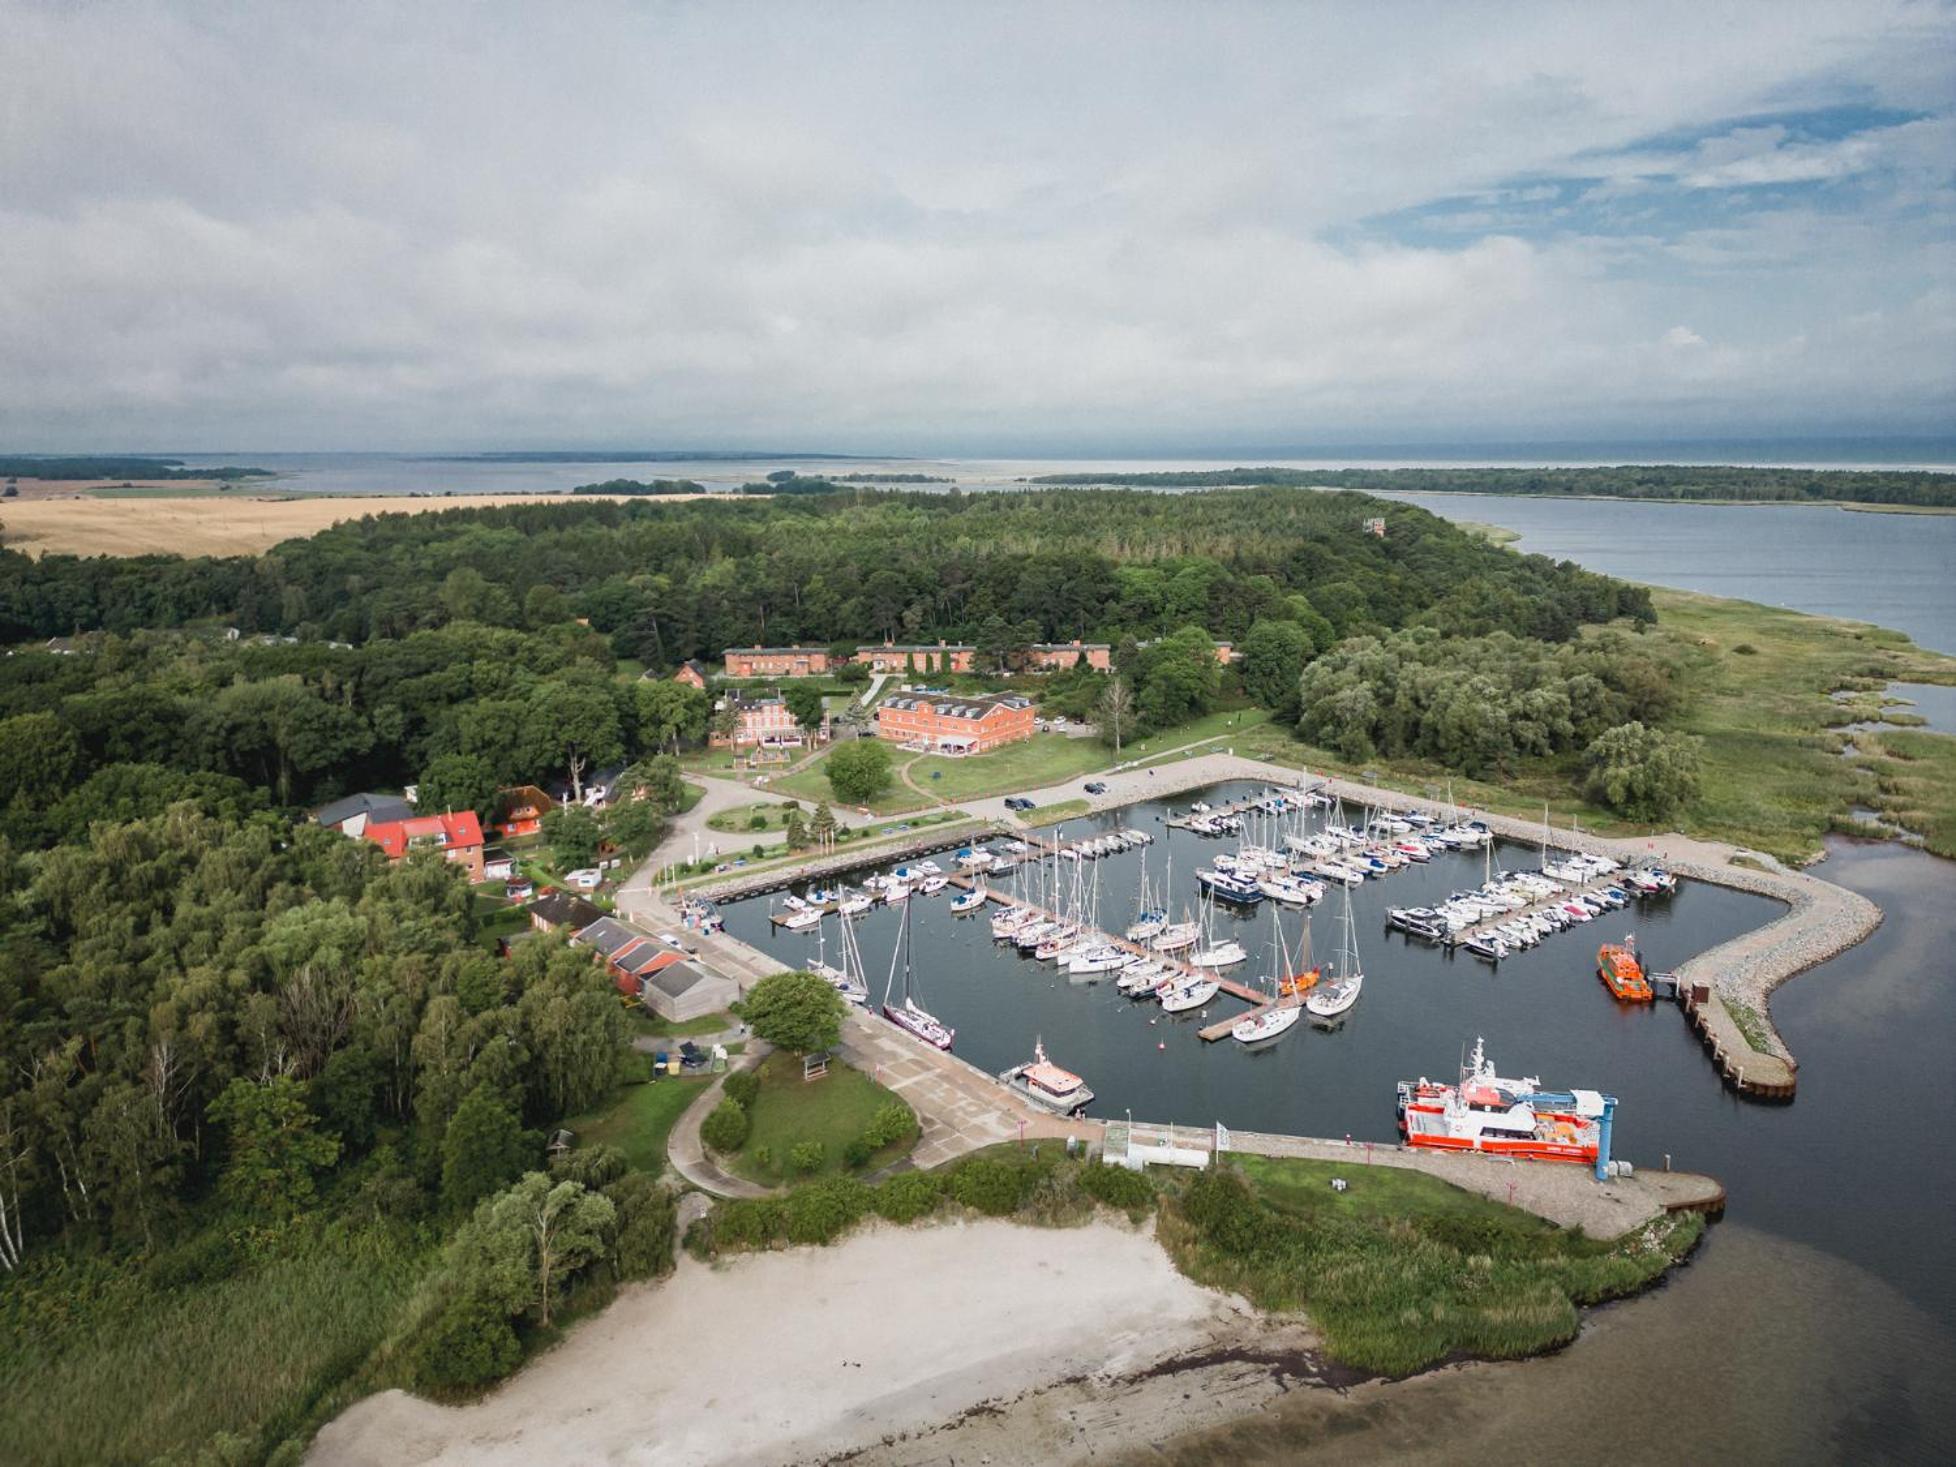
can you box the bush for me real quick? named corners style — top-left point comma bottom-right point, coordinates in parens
top-left (410, 1290), bottom-right (522, 1392)
top-left (949, 1157), bottom-right (1031, 1216)
top-left (699, 1097), bottom-right (750, 1154)
top-left (1078, 1161), bottom-right (1158, 1214)
top-left (871, 1171), bottom-right (946, 1223)
top-left (605, 1172), bottom-right (679, 1281)
top-left (842, 1137), bottom-right (874, 1169)
top-left (721, 1069), bottom-right (761, 1109)
top-left (788, 1140), bottom-right (826, 1175)
top-left (704, 1197), bottom-right (785, 1252)
top-left (748, 813), bottom-right (767, 830)
top-left (863, 1099), bottom-right (917, 1149)
top-left (1732, 643), bottom-right (1759, 655)
top-left (549, 1142), bottom-right (628, 1190)
top-left (782, 1176), bottom-right (871, 1244)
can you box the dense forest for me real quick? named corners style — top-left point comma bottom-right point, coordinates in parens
top-left (0, 456), bottom-right (275, 482)
top-left (0, 486), bottom-right (1649, 653)
top-left (1027, 463), bottom-right (1956, 508)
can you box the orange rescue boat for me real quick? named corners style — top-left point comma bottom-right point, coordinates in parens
top-left (1597, 938), bottom-right (1653, 1003)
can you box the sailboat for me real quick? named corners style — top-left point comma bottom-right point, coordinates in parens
top-left (1305, 885), bottom-right (1365, 1019)
top-left (1190, 888), bottom-right (1248, 969)
top-left (810, 910), bottom-right (870, 1005)
top-left (880, 896), bottom-right (954, 1049)
top-left (1233, 907), bottom-right (1303, 1045)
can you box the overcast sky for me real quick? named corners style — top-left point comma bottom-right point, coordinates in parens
top-left (3, 1), bottom-right (1952, 453)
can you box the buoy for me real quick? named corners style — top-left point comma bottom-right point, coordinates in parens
top-left (1158, 1042), bottom-right (1166, 1050)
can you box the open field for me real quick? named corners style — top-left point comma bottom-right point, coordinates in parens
top-left (0, 492), bottom-right (703, 558)
top-left (560, 1074), bottom-right (715, 1172)
top-left (725, 1051), bottom-right (914, 1185)
top-left (0, 1224), bottom-right (432, 1467)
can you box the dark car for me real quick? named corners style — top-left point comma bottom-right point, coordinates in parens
top-left (1083, 781), bottom-right (1108, 795)
top-left (1004, 796), bottom-right (1036, 811)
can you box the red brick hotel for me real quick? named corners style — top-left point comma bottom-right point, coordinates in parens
top-left (875, 692), bottom-right (1035, 754)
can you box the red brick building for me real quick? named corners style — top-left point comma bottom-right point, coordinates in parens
top-left (363, 811), bottom-right (486, 882)
top-left (1027, 640), bottom-right (1112, 671)
top-left (672, 659), bottom-right (708, 689)
top-left (723, 646), bottom-right (830, 678)
top-left (876, 693), bottom-right (1035, 754)
top-left (853, 641), bottom-right (975, 674)
top-left (711, 691), bottom-right (823, 750)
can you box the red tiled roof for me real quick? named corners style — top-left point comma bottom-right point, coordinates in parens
top-left (363, 810), bottom-right (484, 859)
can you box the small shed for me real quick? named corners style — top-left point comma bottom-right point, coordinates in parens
top-left (642, 961), bottom-right (737, 1024)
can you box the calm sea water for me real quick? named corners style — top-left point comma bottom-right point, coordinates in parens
top-left (722, 794), bottom-right (1956, 1459)
top-left (1386, 492), bottom-right (1956, 656)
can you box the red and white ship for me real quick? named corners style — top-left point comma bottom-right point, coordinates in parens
top-left (1395, 1038), bottom-right (1617, 1175)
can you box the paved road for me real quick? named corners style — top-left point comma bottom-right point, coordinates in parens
top-left (664, 1042), bottom-right (779, 1199)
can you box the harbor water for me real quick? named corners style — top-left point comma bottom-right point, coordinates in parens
top-left (720, 789), bottom-right (1956, 1460)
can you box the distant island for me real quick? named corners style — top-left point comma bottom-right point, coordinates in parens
top-left (833, 472), bottom-right (952, 483)
top-left (0, 455), bottom-right (275, 482)
top-left (434, 449), bottom-right (870, 464)
top-left (569, 478), bottom-right (708, 495)
top-left (1027, 464), bottom-right (1956, 509)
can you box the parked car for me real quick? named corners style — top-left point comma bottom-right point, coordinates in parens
top-left (1083, 781), bottom-right (1108, 795)
top-left (1004, 796), bottom-right (1037, 811)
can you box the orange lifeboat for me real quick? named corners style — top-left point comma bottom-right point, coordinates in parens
top-left (1597, 940), bottom-right (1653, 1003)
top-left (1278, 965), bottom-right (1321, 998)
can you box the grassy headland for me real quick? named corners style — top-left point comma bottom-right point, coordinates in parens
top-left (686, 1144), bottom-right (1703, 1379)
top-left (1239, 587), bottom-right (1956, 862)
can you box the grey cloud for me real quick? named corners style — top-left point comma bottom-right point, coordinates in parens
top-left (0, 0), bottom-right (1950, 450)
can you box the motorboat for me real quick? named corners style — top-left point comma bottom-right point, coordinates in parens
top-left (1597, 938), bottom-right (1654, 1002)
top-left (1000, 1039), bottom-right (1094, 1115)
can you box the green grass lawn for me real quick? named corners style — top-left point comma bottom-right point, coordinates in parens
top-left (767, 748), bottom-right (931, 813)
top-left (1232, 1154), bottom-right (1555, 1234)
top-left (469, 887), bottom-right (532, 946)
top-left (630, 1009), bottom-right (735, 1039)
top-left (1161, 1155), bottom-right (1703, 1376)
top-left (727, 1051), bottom-right (915, 1185)
top-left (678, 780), bottom-right (706, 813)
top-left (561, 1075), bottom-right (716, 1172)
top-left (706, 799), bottom-right (806, 833)
top-left (1021, 798), bottom-right (1090, 827)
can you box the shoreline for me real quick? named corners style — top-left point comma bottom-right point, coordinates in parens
top-left (306, 1217), bottom-right (1318, 1467)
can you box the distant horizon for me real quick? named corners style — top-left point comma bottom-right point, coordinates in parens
top-left (9, 434), bottom-right (1954, 471)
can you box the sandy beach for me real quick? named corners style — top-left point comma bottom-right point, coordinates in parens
top-left (306, 1218), bottom-right (1321, 1467)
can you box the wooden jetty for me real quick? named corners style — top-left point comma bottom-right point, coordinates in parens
top-left (1164, 789), bottom-right (1300, 832)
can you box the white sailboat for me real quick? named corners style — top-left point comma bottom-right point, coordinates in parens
top-left (1233, 906), bottom-right (1303, 1045)
top-left (1305, 885), bottom-right (1365, 1019)
top-left (880, 896), bottom-right (953, 1049)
